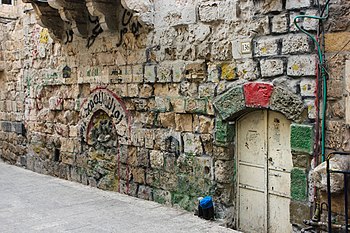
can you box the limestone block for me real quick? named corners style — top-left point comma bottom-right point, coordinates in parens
top-left (175, 114), bottom-right (193, 132)
top-left (159, 171), bottom-right (177, 191)
top-left (327, 79), bottom-right (343, 99)
top-left (304, 99), bottom-right (316, 119)
top-left (153, 188), bottom-right (172, 205)
top-left (270, 87), bottom-right (304, 120)
top-left (300, 79), bottom-right (315, 97)
top-left (127, 83), bottom-right (139, 97)
top-left (144, 65), bottom-right (156, 83)
top-left (290, 124), bottom-right (314, 155)
top-left (154, 96), bottom-right (170, 112)
top-left (138, 84), bottom-right (152, 98)
top-left (172, 61), bottom-right (185, 83)
top-left (282, 34), bottom-right (312, 54)
top-left (197, 115), bottom-right (214, 134)
top-left (188, 23), bottom-right (210, 44)
top-left (207, 63), bottom-right (220, 83)
top-left (193, 156), bottom-right (213, 180)
top-left (271, 14), bottom-right (288, 34)
top-left (291, 168), bottom-right (307, 201)
top-left (69, 125), bottom-right (78, 137)
top-left (157, 63), bottom-right (172, 83)
top-left (131, 167), bottom-right (146, 184)
top-left (287, 55), bottom-right (316, 77)
top-left (183, 133), bottom-right (203, 155)
top-left (220, 63), bottom-right (237, 81)
top-left (286, 0), bottom-right (310, 9)
top-left (159, 112), bottom-right (175, 129)
top-left (260, 59), bottom-right (284, 77)
top-left (144, 129), bottom-right (155, 149)
top-left (184, 62), bottom-right (206, 80)
top-left (185, 98), bottom-right (207, 114)
top-left (137, 185), bottom-right (153, 200)
top-left (170, 97), bottom-right (186, 113)
top-left (180, 81), bottom-right (198, 97)
top-left (49, 96), bottom-right (63, 111)
top-left (303, 9), bottom-right (318, 31)
top-left (215, 118), bottom-right (234, 143)
top-left (198, 2), bottom-right (218, 22)
top-left (150, 150), bottom-right (164, 169)
top-left (212, 41), bottom-right (232, 61)
top-left (214, 86), bottom-right (245, 120)
top-left (137, 147), bottom-right (149, 167)
top-left (312, 155), bottom-right (350, 193)
top-left (199, 83), bottom-right (216, 98)
top-left (215, 160), bottom-right (234, 183)
top-left (254, 37), bottom-right (280, 57)
top-left (217, 1), bottom-right (238, 21)
top-left (213, 146), bottom-right (234, 160)
top-left (325, 32), bottom-right (350, 53)
top-left (154, 84), bottom-right (169, 97)
top-left (324, 4), bottom-right (350, 32)
top-left (232, 38), bottom-right (252, 60)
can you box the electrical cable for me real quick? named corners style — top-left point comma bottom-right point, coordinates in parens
top-left (293, 4), bottom-right (330, 162)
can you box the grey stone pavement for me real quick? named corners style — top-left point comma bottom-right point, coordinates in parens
top-left (0, 160), bottom-right (238, 233)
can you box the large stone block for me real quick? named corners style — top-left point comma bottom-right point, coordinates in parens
top-left (214, 86), bottom-right (245, 120)
top-left (286, 0), bottom-right (310, 9)
top-left (270, 86), bottom-right (304, 121)
top-left (215, 160), bottom-right (234, 184)
top-left (215, 118), bottom-right (234, 144)
top-left (185, 98), bottom-right (207, 114)
top-left (287, 55), bottom-right (316, 77)
top-left (282, 34), bottom-right (312, 55)
top-left (290, 124), bottom-right (314, 155)
top-left (253, 37), bottom-right (280, 57)
top-left (183, 133), bottom-right (203, 155)
top-left (175, 114), bottom-right (193, 132)
top-left (243, 82), bottom-right (274, 108)
top-left (311, 154), bottom-right (350, 193)
top-left (291, 168), bottom-right (307, 201)
top-left (150, 150), bottom-right (164, 169)
top-left (271, 14), bottom-right (288, 34)
top-left (260, 59), bottom-right (284, 77)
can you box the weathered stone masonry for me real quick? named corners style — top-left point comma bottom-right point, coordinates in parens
top-left (0, 0), bottom-right (349, 231)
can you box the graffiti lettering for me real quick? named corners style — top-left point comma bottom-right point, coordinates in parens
top-left (87, 15), bottom-right (103, 48)
top-left (82, 91), bottom-right (124, 125)
top-left (116, 9), bottom-right (143, 47)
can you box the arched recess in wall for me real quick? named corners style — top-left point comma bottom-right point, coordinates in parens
top-left (213, 82), bottom-right (307, 232)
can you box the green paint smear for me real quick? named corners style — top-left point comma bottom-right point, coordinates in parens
top-left (291, 168), bottom-right (307, 201)
top-left (291, 124), bottom-right (314, 154)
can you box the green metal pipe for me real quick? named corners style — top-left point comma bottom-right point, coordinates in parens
top-left (293, 10), bottom-right (329, 162)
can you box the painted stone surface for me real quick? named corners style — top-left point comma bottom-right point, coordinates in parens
top-left (243, 82), bottom-right (273, 108)
top-left (290, 124), bottom-right (314, 155)
top-left (213, 86), bottom-right (245, 120)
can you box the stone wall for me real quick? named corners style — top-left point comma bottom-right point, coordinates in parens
top-left (0, 0), bottom-right (348, 231)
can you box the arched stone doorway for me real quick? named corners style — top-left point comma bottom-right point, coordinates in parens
top-left (213, 82), bottom-right (308, 232)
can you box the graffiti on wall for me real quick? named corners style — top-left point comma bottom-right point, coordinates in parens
top-left (116, 9), bottom-right (143, 47)
top-left (80, 87), bottom-right (130, 145)
top-left (86, 15), bottom-right (104, 48)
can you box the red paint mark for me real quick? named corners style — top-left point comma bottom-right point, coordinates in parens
top-left (244, 82), bottom-right (273, 108)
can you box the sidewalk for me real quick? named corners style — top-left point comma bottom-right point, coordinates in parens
top-left (0, 160), bottom-right (238, 233)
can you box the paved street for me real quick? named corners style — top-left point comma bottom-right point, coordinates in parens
top-left (0, 160), bottom-right (237, 233)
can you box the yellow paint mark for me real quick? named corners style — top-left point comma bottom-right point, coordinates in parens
top-left (260, 47), bottom-right (267, 54)
top-left (221, 63), bottom-right (236, 80)
top-left (39, 28), bottom-right (49, 44)
top-left (292, 64), bottom-right (300, 71)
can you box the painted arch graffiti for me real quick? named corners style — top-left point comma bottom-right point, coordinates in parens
top-left (80, 87), bottom-right (131, 146)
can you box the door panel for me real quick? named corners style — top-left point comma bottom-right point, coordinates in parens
top-left (267, 111), bottom-right (293, 233)
top-left (237, 110), bottom-right (292, 233)
top-left (239, 188), bottom-right (266, 232)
